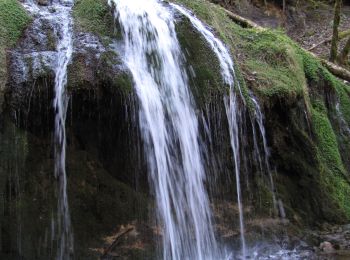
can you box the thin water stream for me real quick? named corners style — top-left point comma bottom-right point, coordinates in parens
top-left (21, 1), bottom-right (75, 258)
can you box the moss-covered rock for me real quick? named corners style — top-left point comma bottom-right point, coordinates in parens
top-left (73, 0), bottom-right (118, 42)
top-left (0, 0), bottom-right (31, 106)
top-left (173, 0), bottom-right (350, 223)
top-left (175, 16), bottom-right (226, 106)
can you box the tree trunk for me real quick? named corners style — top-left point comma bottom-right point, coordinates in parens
top-left (338, 36), bottom-right (350, 65)
top-left (308, 29), bottom-right (350, 51)
top-left (224, 8), bottom-right (350, 82)
top-left (330, 0), bottom-right (342, 62)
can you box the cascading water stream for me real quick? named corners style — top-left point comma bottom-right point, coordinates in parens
top-left (171, 4), bottom-right (247, 258)
top-left (251, 97), bottom-right (278, 214)
top-left (108, 0), bottom-right (219, 259)
top-left (21, 1), bottom-right (75, 259)
top-left (53, 2), bottom-right (74, 259)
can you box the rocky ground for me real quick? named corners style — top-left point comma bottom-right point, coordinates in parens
top-left (212, 0), bottom-right (350, 63)
top-left (288, 223), bottom-right (350, 260)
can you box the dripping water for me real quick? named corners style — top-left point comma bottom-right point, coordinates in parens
top-left (251, 96), bottom-right (278, 214)
top-left (21, 0), bottom-right (75, 258)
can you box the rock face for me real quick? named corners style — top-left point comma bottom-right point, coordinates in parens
top-left (1, 0), bottom-right (150, 259)
top-left (1, 0), bottom-right (350, 259)
top-left (320, 241), bottom-right (335, 253)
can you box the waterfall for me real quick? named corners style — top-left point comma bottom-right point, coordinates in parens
top-left (108, 0), bottom-right (219, 259)
top-left (53, 1), bottom-right (74, 259)
top-left (171, 4), bottom-right (247, 258)
top-left (21, 1), bottom-right (75, 259)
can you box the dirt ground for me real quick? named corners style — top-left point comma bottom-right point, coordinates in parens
top-left (212, 0), bottom-right (350, 63)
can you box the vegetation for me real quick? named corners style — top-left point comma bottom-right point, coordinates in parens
top-left (0, 0), bottom-right (31, 89)
top-left (173, 0), bottom-right (307, 103)
top-left (173, 0), bottom-right (350, 219)
top-left (73, 0), bottom-right (117, 41)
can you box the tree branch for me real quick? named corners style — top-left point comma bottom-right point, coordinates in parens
top-left (101, 227), bottom-right (134, 258)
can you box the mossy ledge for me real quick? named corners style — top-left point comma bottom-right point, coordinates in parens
top-left (172, 0), bottom-right (350, 220)
top-left (73, 0), bottom-right (118, 41)
top-left (0, 0), bottom-right (31, 90)
top-left (70, 0), bottom-right (133, 95)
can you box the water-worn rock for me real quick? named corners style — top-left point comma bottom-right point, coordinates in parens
top-left (320, 241), bottom-right (335, 253)
top-left (37, 0), bottom-right (48, 6)
top-left (343, 224), bottom-right (350, 231)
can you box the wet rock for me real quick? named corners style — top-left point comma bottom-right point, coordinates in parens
top-left (9, 51), bottom-right (57, 85)
top-left (320, 241), bottom-right (335, 253)
top-left (67, 32), bottom-right (132, 94)
top-left (343, 224), bottom-right (350, 231)
top-left (17, 18), bottom-right (57, 53)
top-left (37, 0), bottom-right (48, 6)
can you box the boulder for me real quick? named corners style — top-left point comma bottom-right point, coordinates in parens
top-left (37, 0), bottom-right (49, 6)
top-left (320, 241), bottom-right (335, 253)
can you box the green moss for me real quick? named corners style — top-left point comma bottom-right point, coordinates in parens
top-left (114, 73), bottom-right (133, 94)
top-left (311, 104), bottom-right (350, 218)
top-left (175, 17), bottom-right (225, 106)
top-left (0, 0), bottom-right (31, 46)
top-left (173, 0), bottom-right (307, 104)
top-left (173, 0), bottom-right (350, 220)
top-left (300, 51), bottom-right (323, 83)
top-left (311, 104), bottom-right (344, 173)
top-left (73, 0), bottom-right (117, 40)
top-left (0, 0), bottom-right (31, 89)
top-left (98, 50), bottom-right (133, 94)
top-left (68, 50), bottom-right (133, 95)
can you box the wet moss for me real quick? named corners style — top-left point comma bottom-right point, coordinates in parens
top-left (172, 0), bottom-right (307, 106)
top-left (172, 0), bottom-right (254, 106)
top-left (0, 0), bottom-right (31, 89)
top-left (173, 0), bottom-right (350, 220)
top-left (98, 50), bottom-right (133, 94)
top-left (0, 0), bottom-right (31, 46)
top-left (175, 17), bottom-right (225, 106)
top-left (311, 103), bottom-right (344, 173)
top-left (311, 104), bottom-right (350, 218)
top-left (73, 0), bottom-right (117, 41)
top-left (67, 49), bottom-right (133, 95)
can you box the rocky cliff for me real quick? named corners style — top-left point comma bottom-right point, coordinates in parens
top-left (0, 0), bottom-right (350, 258)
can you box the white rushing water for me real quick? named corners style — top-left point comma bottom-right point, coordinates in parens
top-left (53, 1), bottom-right (74, 259)
top-left (108, 0), bottom-right (219, 259)
top-left (171, 4), bottom-right (247, 258)
top-left (21, 1), bottom-right (75, 259)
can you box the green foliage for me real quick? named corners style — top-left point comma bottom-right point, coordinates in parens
top-left (175, 18), bottom-right (225, 106)
top-left (0, 0), bottom-right (31, 89)
top-left (173, 0), bottom-right (307, 103)
top-left (73, 0), bottom-right (116, 40)
top-left (300, 50), bottom-right (350, 123)
top-left (0, 0), bottom-right (31, 46)
top-left (173, 0), bottom-right (350, 219)
top-left (311, 104), bottom-right (350, 218)
top-left (300, 51), bottom-right (323, 82)
top-left (312, 103), bottom-right (344, 172)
